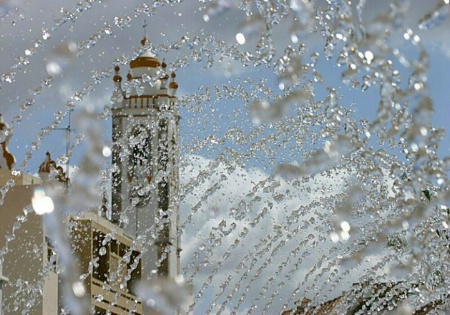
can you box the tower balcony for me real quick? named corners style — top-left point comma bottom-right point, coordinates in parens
top-left (122, 95), bottom-right (177, 110)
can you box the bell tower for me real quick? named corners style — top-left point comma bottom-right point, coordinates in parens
top-left (110, 36), bottom-right (180, 279)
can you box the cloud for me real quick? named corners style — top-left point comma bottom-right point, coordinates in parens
top-left (179, 154), bottom-right (396, 313)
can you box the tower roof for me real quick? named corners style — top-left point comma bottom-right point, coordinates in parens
top-left (129, 36), bottom-right (161, 69)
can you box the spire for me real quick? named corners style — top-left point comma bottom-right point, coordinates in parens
top-left (169, 72), bottom-right (179, 96)
top-left (130, 25), bottom-right (161, 69)
top-left (143, 19), bottom-right (148, 38)
top-left (38, 151), bottom-right (69, 184)
top-left (38, 151), bottom-right (52, 173)
top-left (141, 20), bottom-right (149, 47)
top-left (160, 59), bottom-right (169, 90)
top-left (113, 66), bottom-right (122, 83)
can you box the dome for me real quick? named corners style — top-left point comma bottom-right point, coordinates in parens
top-left (129, 37), bottom-right (161, 69)
top-left (169, 72), bottom-right (179, 90)
top-left (113, 66), bottom-right (122, 82)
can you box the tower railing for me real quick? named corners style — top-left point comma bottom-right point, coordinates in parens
top-left (124, 95), bottom-right (176, 109)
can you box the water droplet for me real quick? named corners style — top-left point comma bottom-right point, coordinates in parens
top-left (99, 246), bottom-right (106, 256)
top-left (236, 33), bottom-right (246, 45)
top-left (42, 28), bottom-right (51, 40)
top-left (418, 3), bottom-right (450, 30)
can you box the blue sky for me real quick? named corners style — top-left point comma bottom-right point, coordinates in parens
top-left (0, 0), bottom-right (449, 174)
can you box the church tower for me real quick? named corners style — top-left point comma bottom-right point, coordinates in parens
top-left (110, 36), bottom-right (181, 280)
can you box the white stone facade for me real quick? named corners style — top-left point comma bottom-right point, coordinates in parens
top-left (110, 38), bottom-right (181, 282)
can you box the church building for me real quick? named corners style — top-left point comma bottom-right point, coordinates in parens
top-left (69, 35), bottom-right (182, 313)
top-left (0, 34), bottom-right (182, 315)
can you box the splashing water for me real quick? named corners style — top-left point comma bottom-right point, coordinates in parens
top-left (0, 0), bottom-right (450, 314)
